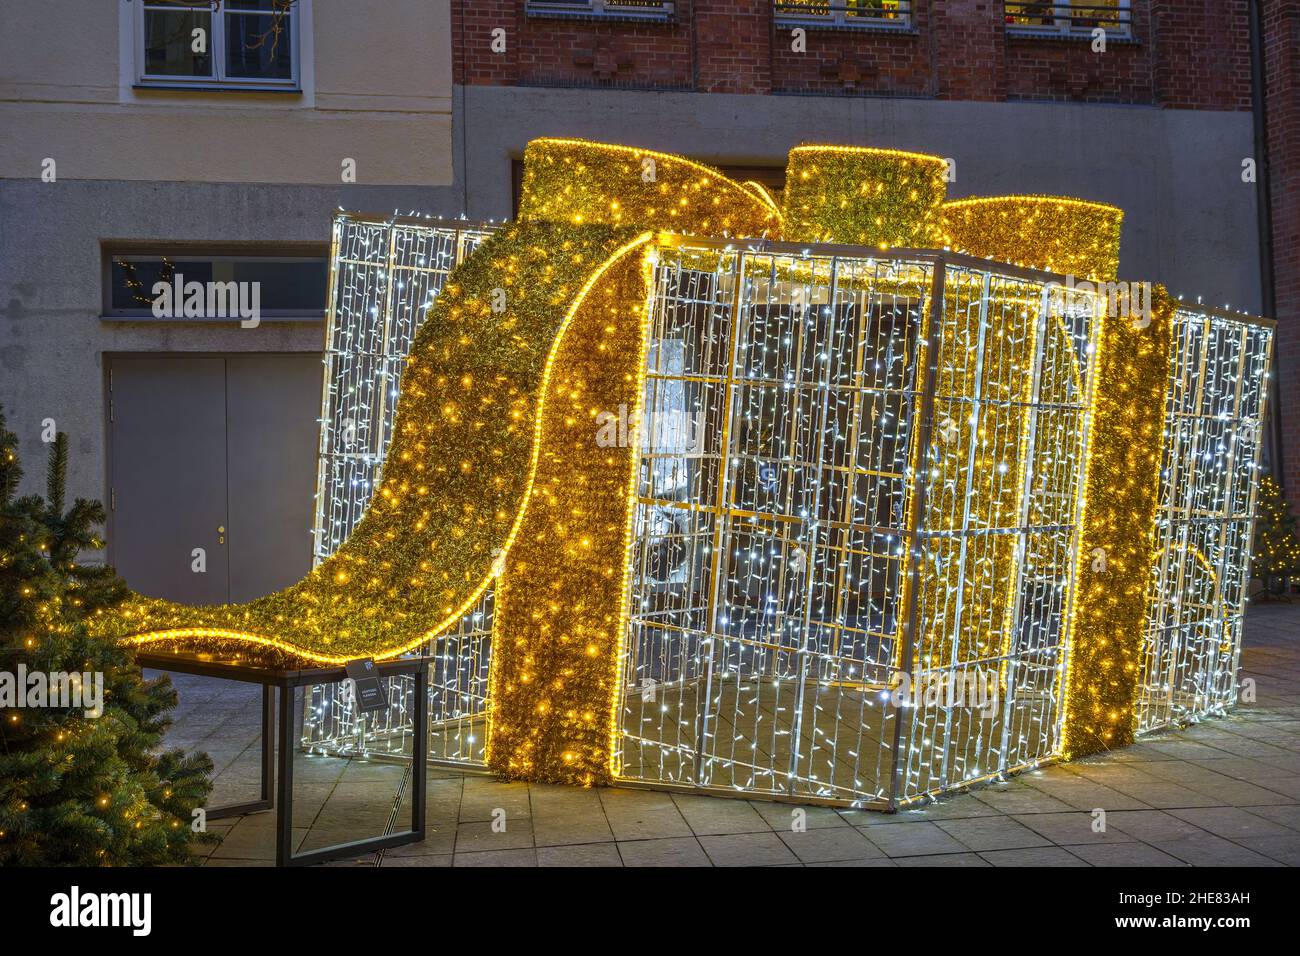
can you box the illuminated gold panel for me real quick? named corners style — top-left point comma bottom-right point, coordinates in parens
top-left (916, 197), bottom-right (1123, 671)
top-left (487, 241), bottom-right (654, 786)
top-left (488, 140), bottom-right (782, 785)
top-left (91, 221), bottom-right (645, 664)
top-left (781, 144), bottom-right (949, 248)
top-left (912, 277), bottom-right (1046, 669)
top-left (941, 196), bottom-right (1124, 281)
top-left (940, 194), bottom-right (1162, 756)
top-left (518, 138), bottom-right (781, 238)
top-left (1062, 289), bottom-right (1175, 757)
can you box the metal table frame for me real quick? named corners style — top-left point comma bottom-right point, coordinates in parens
top-left (138, 651), bottom-right (427, 867)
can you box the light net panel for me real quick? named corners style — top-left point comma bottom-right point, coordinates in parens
top-left (1137, 310), bottom-right (1273, 733)
top-left (897, 269), bottom-right (1097, 801)
top-left (617, 244), bottom-right (1100, 806)
top-left (303, 590), bottom-right (494, 764)
top-left (313, 215), bottom-right (494, 560)
top-left (303, 214), bottom-right (496, 766)
top-left (618, 243), bottom-right (934, 805)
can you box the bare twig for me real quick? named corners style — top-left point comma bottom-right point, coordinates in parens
top-left (146, 1), bottom-right (297, 61)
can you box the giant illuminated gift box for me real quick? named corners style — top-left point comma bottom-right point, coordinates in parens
top-left (93, 140), bottom-right (1274, 808)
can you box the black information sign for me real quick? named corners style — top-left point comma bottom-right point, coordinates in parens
top-left (344, 658), bottom-right (388, 713)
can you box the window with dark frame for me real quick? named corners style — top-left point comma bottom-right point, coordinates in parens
top-left (104, 247), bottom-right (328, 320)
top-left (524, 0), bottom-right (674, 21)
top-left (1004, 1), bottom-right (1133, 37)
top-left (773, 1), bottom-right (912, 30)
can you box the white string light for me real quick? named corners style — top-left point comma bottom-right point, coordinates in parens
top-left (300, 214), bottom-right (1274, 806)
top-left (304, 214), bottom-right (498, 765)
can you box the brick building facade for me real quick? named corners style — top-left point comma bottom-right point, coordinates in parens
top-left (453, 1), bottom-right (1252, 108)
top-left (451, 0), bottom-right (1295, 510)
top-left (1262, 0), bottom-right (1300, 509)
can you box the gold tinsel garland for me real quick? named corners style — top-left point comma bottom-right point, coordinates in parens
top-left (941, 195), bottom-right (1124, 281)
top-left (487, 241), bottom-right (654, 786)
top-left (1061, 287), bottom-right (1174, 757)
top-left (518, 138), bottom-right (781, 238)
top-left (781, 144), bottom-right (949, 248)
top-left (89, 221), bottom-right (641, 664)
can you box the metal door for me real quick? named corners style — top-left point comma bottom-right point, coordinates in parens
top-left (109, 356), bottom-right (230, 604)
top-left (109, 354), bottom-right (321, 604)
top-left (226, 354), bottom-right (321, 601)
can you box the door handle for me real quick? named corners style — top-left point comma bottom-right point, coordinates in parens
top-left (217, 525), bottom-right (226, 545)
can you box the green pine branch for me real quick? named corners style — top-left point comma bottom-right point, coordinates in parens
top-left (0, 404), bottom-right (213, 865)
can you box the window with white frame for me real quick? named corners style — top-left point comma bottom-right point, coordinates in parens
top-left (136, 0), bottom-right (300, 89)
top-left (1004, 1), bottom-right (1132, 37)
top-left (774, 1), bottom-right (911, 30)
top-left (524, 0), bottom-right (674, 20)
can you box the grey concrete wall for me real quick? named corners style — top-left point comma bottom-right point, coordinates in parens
top-left (456, 86), bottom-right (1262, 313)
top-left (0, 84), bottom-right (1262, 512)
top-left (0, 179), bottom-right (460, 505)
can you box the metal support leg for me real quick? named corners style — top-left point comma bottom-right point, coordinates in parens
top-left (412, 664), bottom-right (428, 839)
top-left (261, 684), bottom-right (275, 805)
top-left (276, 684), bottom-right (296, 867)
top-left (281, 665), bottom-right (429, 867)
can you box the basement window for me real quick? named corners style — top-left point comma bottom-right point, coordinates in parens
top-left (774, 1), bottom-right (912, 30)
top-left (1004, 1), bottom-right (1133, 39)
top-left (524, 0), bottom-right (674, 22)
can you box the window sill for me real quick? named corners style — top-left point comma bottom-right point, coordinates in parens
top-left (101, 314), bottom-right (324, 324)
top-left (525, 12), bottom-right (675, 25)
top-left (133, 83), bottom-right (303, 95)
top-left (775, 18), bottom-right (917, 36)
top-left (1005, 29), bottom-right (1138, 44)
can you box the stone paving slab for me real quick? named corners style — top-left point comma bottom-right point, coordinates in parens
top-left (155, 601), bottom-right (1300, 867)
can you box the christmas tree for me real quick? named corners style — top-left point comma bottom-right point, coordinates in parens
top-left (0, 408), bottom-right (213, 865)
top-left (1252, 475), bottom-right (1300, 599)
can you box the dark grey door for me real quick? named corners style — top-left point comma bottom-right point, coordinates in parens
top-left (225, 355), bottom-right (321, 601)
top-left (109, 357), bottom-right (230, 604)
top-left (109, 354), bottom-right (321, 605)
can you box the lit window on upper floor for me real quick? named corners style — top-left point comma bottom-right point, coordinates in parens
top-left (524, 0), bottom-right (675, 21)
top-left (136, 0), bottom-right (300, 91)
top-left (774, 0), bottom-right (912, 30)
top-left (1004, 1), bottom-right (1133, 39)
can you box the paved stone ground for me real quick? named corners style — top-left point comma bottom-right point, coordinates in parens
top-left (156, 602), bottom-right (1300, 867)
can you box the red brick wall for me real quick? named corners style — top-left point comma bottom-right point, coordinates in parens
top-left (453, 1), bottom-right (693, 89)
top-left (697, 0), bottom-right (771, 92)
top-left (452, 2), bottom-right (1254, 108)
top-left (1152, 1), bottom-right (1254, 110)
top-left (933, 0), bottom-right (1004, 101)
top-left (1263, 0), bottom-right (1300, 507)
top-left (1005, 3), bottom-right (1154, 104)
top-left (770, 9), bottom-right (931, 97)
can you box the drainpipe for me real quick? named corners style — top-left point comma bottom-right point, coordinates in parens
top-left (1249, 0), bottom-right (1282, 474)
